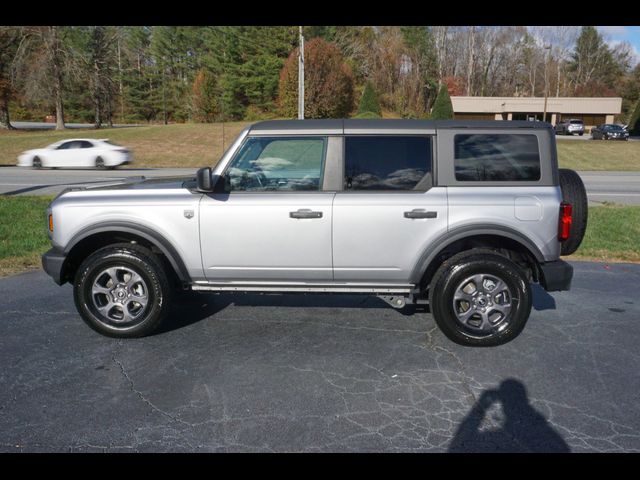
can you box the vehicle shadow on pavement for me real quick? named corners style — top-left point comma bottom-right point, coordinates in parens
top-left (158, 294), bottom-right (230, 334)
top-left (161, 292), bottom-right (427, 333)
top-left (531, 284), bottom-right (556, 311)
top-left (448, 378), bottom-right (570, 452)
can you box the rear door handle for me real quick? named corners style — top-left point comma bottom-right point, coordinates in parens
top-left (290, 209), bottom-right (323, 219)
top-left (404, 209), bottom-right (437, 219)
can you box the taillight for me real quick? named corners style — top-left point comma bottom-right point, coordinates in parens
top-left (558, 202), bottom-right (572, 241)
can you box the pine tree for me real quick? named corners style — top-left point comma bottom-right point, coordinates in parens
top-left (628, 99), bottom-right (640, 135)
top-left (357, 81), bottom-right (382, 117)
top-left (430, 84), bottom-right (454, 119)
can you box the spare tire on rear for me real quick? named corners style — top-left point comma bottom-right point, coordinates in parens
top-left (558, 168), bottom-right (588, 255)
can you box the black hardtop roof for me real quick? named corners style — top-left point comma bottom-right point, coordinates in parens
top-left (248, 118), bottom-right (553, 133)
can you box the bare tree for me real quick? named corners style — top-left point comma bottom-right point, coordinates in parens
top-left (466, 26), bottom-right (475, 95)
top-left (17, 27), bottom-right (72, 130)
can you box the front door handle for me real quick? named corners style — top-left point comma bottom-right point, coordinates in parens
top-left (404, 209), bottom-right (437, 219)
top-left (290, 209), bottom-right (323, 219)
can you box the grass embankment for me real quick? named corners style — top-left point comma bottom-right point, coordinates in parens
top-left (1, 122), bottom-right (639, 170)
top-left (0, 197), bottom-right (638, 278)
top-left (566, 203), bottom-right (640, 263)
top-left (0, 122), bottom-right (250, 168)
top-left (0, 196), bottom-right (53, 277)
top-left (556, 138), bottom-right (640, 171)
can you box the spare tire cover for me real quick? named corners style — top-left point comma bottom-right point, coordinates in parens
top-left (558, 168), bottom-right (588, 256)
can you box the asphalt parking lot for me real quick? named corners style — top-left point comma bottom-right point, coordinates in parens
top-left (1, 261), bottom-right (639, 452)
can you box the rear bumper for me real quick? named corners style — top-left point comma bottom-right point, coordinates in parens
top-left (42, 247), bottom-right (66, 285)
top-left (539, 260), bottom-right (573, 292)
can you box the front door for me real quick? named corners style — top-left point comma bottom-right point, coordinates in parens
top-left (199, 135), bottom-right (334, 282)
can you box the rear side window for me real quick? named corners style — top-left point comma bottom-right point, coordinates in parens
top-left (344, 136), bottom-right (432, 191)
top-left (454, 134), bottom-right (541, 182)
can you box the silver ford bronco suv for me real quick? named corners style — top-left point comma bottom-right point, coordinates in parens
top-left (42, 120), bottom-right (587, 346)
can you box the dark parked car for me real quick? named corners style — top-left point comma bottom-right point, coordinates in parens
top-left (591, 124), bottom-right (629, 141)
top-left (555, 119), bottom-right (585, 136)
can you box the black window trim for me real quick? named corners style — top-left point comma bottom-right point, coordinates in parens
top-left (220, 135), bottom-right (329, 194)
top-left (338, 134), bottom-right (435, 194)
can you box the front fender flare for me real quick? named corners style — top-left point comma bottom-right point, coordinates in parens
top-left (64, 221), bottom-right (191, 283)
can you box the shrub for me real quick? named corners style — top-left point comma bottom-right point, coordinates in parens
top-left (358, 81), bottom-right (382, 116)
top-left (430, 84), bottom-right (454, 120)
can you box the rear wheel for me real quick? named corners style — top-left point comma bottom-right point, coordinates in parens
top-left (558, 168), bottom-right (588, 255)
top-left (429, 251), bottom-right (532, 347)
top-left (32, 156), bottom-right (42, 169)
top-left (73, 243), bottom-right (171, 338)
top-left (95, 157), bottom-right (105, 169)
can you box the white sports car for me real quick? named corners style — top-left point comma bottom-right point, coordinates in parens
top-left (17, 138), bottom-right (133, 169)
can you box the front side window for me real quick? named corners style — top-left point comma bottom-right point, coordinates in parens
top-left (344, 136), bottom-right (432, 191)
top-left (454, 134), bottom-right (541, 182)
top-left (224, 136), bottom-right (326, 192)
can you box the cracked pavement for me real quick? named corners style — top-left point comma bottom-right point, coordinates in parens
top-left (1, 261), bottom-right (639, 452)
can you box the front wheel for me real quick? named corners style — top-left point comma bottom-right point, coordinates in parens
top-left (32, 156), bottom-right (42, 169)
top-left (73, 243), bottom-right (172, 338)
top-left (429, 251), bottom-right (532, 347)
top-left (95, 156), bottom-right (105, 169)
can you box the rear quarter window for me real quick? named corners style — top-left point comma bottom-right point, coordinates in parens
top-left (454, 134), bottom-right (541, 182)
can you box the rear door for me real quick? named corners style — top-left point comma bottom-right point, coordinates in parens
top-left (199, 136), bottom-right (336, 282)
top-left (332, 134), bottom-right (448, 283)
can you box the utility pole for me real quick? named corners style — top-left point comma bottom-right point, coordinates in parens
top-left (298, 26), bottom-right (304, 120)
top-left (543, 44), bottom-right (551, 123)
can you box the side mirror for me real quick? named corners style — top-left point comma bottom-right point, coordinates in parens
top-left (196, 167), bottom-right (213, 192)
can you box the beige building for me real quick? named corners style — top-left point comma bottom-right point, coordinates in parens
top-left (451, 96), bottom-right (622, 129)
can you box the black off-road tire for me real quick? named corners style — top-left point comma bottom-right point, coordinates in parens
top-left (73, 243), bottom-right (172, 338)
top-left (429, 250), bottom-right (532, 347)
top-left (558, 168), bottom-right (588, 256)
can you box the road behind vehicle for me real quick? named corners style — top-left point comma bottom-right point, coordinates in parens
top-left (41, 119), bottom-right (588, 347)
top-left (555, 119), bottom-right (585, 136)
top-left (591, 124), bottom-right (630, 141)
top-left (17, 139), bottom-right (132, 169)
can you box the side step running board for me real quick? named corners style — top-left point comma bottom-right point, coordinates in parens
top-left (191, 284), bottom-right (414, 294)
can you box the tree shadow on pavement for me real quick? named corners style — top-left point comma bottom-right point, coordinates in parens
top-left (448, 378), bottom-right (570, 452)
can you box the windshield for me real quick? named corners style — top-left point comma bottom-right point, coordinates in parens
top-left (570, 120), bottom-right (583, 124)
top-left (608, 125), bottom-right (624, 131)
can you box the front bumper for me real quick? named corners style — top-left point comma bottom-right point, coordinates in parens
top-left (42, 248), bottom-right (66, 285)
top-left (539, 260), bottom-right (573, 292)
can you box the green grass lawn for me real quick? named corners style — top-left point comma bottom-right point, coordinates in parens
top-left (1, 197), bottom-right (638, 279)
top-left (0, 196), bottom-right (53, 276)
top-left (1, 122), bottom-right (639, 170)
top-left (556, 138), bottom-right (640, 171)
top-left (566, 203), bottom-right (640, 263)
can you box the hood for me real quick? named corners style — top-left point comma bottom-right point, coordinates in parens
top-left (95, 175), bottom-right (196, 190)
top-left (60, 175), bottom-right (197, 196)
